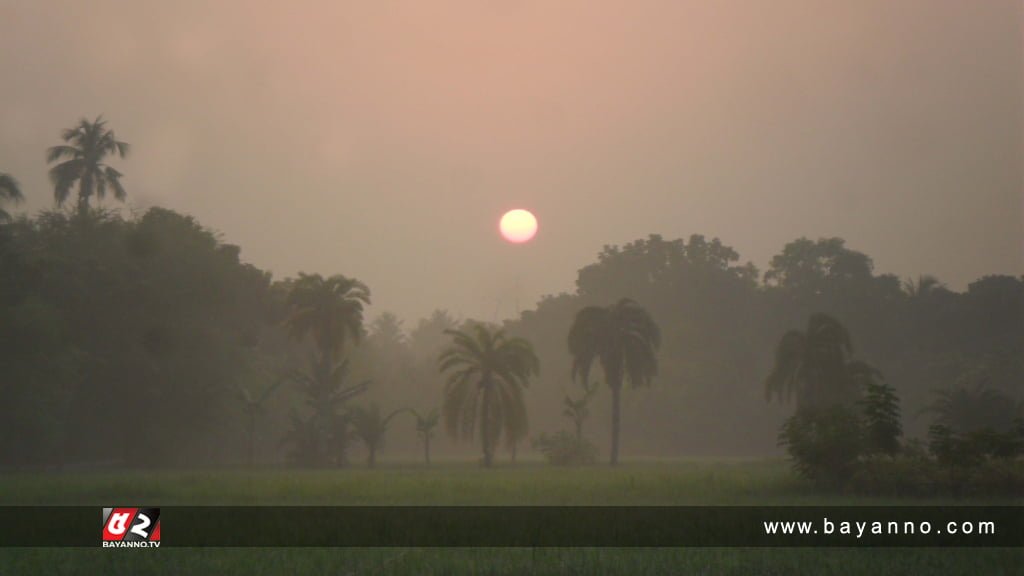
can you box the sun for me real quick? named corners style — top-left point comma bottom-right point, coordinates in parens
top-left (499, 209), bottom-right (538, 243)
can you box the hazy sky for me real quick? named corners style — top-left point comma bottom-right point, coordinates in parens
top-left (1, 0), bottom-right (1021, 323)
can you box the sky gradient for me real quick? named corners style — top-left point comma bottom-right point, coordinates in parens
top-left (1, 0), bottom-right (1021, 322)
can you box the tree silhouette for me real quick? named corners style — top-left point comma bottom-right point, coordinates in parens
top-left (283, 275), bottom-right (371, 467)
top-left (46, 116), bottom-right (129, 213)
top-left (764, 313), bottom-right (864, 409)
top-left (858, 378), bottom-right (902, 455)
top-left (562, 379), bottom-right (598, 441)
top-left (411, 408), bottom-right (440, 465)
top-left (349, 403), bottom-right (408, 468)
top-left (438, 325), bottom-right (538, 467)
top-left (0, 173), bottom-right (24, 221)
top-left (568, 298), bottom-right (660, 466)
top-left (285, 273), bottom-right (370, 364)
top-left (283, 357), bottom-right (370, 466)
top-left (902, 275), bottom-right (946, 299)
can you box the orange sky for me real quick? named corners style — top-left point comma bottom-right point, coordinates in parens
top-left (1, 0), bottom-right (1020, 322)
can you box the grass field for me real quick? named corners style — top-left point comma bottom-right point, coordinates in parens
top-left (0, 460), bottom-right (1019, 575)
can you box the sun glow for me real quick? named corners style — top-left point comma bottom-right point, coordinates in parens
top-left (499, 209), bottom-right (538, 243)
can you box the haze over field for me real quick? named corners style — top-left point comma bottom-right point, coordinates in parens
top-left (1, 0), bottom-right (1020, 322)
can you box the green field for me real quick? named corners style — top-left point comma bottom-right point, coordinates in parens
top-left (0, 461), bottom-right (1019, 575)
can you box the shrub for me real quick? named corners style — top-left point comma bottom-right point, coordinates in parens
top-left (858, 379), bottom-right (902, 455)
top-left (778, 405), bottom-right (862, 486)
top-left (532, 431), bottom-right (597, 465)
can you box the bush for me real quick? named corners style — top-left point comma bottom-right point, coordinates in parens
top-left (859, 380), bottom-right (902, 455)
top-left (960, 458), bottom-right (1024, 497)
top-left (532, 431), bottom-right (597, 465)
top-left (778, 405), bottom-right (862, 486)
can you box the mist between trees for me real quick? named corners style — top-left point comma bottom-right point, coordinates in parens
top-left (1, 208), bottom-right (1018, 469)
top-left (0, 120), bottom-right (1019, 469)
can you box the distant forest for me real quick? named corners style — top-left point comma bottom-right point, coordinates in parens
top-left (0, 207), bottom-right (1018, 468)
top-left (0, 119), bottom-right (1020, 468)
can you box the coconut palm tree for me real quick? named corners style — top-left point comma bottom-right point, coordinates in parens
top-left (764, 313), bottom-right (869, 409)
top-left (349, 403), bottom-right (408, 468)
top-left (412, 408), bottom-right (440, 465)
top-left (285, 273), bottom-right (370, 364)
top-left (0, 172), bottom-right (24, 221)
top-left (568, 298), bottom-right (660, 466)
top-left (46, 116), bottom-right (130, 212)
top-left (438, 324), bottom-right (539, 467)
top-left (902, 275), bottom-right (946, 299)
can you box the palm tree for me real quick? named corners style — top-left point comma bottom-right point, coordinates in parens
top-left (46, 116), bottom-right (130, 212)
top-left (902, 275), bottom-right (945, 299)
top-left (764, 313), bottom-right (867, 409)
top-left (438, 325), bottom-right (539, 467)
top-left (568, 298), bottom-right (660, 466)
top-left (0, 172), bottom-right (24, 221)
top-left (412, 408), bottom-right (440, 465)
top-left (349, 403), bottom-right (408, 468)
top-left (285, 273), bottom-right (370, 364)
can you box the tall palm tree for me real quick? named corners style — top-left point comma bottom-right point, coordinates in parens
top-left (46, 116), bottom-right (130, 212)
top-left (568, 298), bottom-right (660, 466)
top-left (0, 172), bottom-right (24, 221)
top-left (764, 313), bottom-right (866, 409)
top-left (349, 403), bottom-right (408, 468)
top-left (412, 408), bottom-right (440, 465)
top-left (438, 325), bottom-right (539, 467)
top-left (285, 273), bottom-right (370, 364)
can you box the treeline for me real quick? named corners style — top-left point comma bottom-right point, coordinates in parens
top-left (510, 235), bottom-right (1022, 459)
top-left (0, 210), bottom-right (1018, 468)
top-left (0, 117), bottom-right (1020, 468)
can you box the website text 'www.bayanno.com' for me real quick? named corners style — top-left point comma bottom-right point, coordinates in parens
top-left (764, 517), bottom-right (997, 540)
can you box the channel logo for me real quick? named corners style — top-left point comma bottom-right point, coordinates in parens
top-left (102, 507), bottom-right (161, 548)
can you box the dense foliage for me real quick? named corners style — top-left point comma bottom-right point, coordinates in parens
top-left (1, 133), bottom-right (1021, 473)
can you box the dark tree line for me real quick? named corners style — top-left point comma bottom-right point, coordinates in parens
top-left (0, 118), bottom-right (1019, 468)
top-left (510, 234), bottom-right (1021, 459)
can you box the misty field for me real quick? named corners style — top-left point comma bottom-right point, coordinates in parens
top-left (1, 460), bottom-right (1019, 506)
top-left (1, 461), bottom-right (1019, 575)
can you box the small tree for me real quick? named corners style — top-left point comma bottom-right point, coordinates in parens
top-left (562, 380), bottom-right (598, 441)
top-left (349, 403), bottom-right (408, 468)
top-left (412, 408), bottom-right (440, 465)
top-left (778, 405), bottom-right (862, 486)
top-left (858, 379), bottom-right (902, 456)
top-left (283, 358), bottom-right (369, 467)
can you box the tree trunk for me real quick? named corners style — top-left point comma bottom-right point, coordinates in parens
top-left (367, 445), bottom-right (376, 468)
top-left (424, 437), bottom-right (431, 466)
top-left (511, 439), bottom-right (517, 463)
top-left (610, 384), bottom-right (621, 466)
top-left (481, 383), bottom-right (494, 467)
